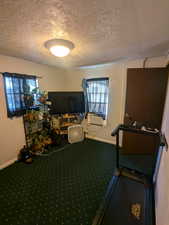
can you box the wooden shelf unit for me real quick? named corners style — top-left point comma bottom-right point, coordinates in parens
top-left (51, 113), bottom-right (83, 135)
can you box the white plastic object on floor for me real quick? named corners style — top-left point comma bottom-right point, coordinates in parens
top-left (68, 125), bottom-right (84, 144)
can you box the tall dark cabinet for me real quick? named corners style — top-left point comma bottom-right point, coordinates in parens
top-left (123, 67), bottom-right (168, 154)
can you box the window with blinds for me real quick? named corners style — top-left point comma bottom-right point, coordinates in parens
top-left (3, 73), bottom-right (37, 118)
top-left (86, 78), bottom-right (109, 119)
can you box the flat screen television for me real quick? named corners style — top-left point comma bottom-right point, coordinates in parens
top-left (48, 91), bottom-right (85, 114)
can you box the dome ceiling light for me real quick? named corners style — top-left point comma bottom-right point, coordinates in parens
top-left (44, 39), bottom-right (75, 57)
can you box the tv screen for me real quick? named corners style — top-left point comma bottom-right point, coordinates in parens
top-left (48, 92), bottom-right (85, 114)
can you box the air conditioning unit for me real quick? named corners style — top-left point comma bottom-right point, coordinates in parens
top-left (68, 125), bottom-right (84, 144)
top-left (87, 113), bottom-right (104, 126)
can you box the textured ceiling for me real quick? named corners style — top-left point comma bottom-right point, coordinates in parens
top-left (0, 0), bottom-right (169, 67)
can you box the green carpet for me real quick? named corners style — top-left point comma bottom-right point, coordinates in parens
top-left (0, 139), bottom-right (155, 225)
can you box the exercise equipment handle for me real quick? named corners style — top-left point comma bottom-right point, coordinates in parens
top-left (112, 124), bottom-right (160, 136)
top-left (160, 134), bottom-right (168, 149)
top-left (111, 124), bottom-right (122, 136)
top-left (112, 124), bottom-right (167, 148)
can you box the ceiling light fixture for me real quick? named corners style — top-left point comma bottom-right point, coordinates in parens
top-left (44, 39), bottom-right (75, 57)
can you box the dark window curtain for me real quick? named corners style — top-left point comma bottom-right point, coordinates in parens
top-left (82, 79), bottom-right (89, 116)
top-left (85, 78), bottom-right (109, 119)
top-left (3, 72), bottom-right (37, 118)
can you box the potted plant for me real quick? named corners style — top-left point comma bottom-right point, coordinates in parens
top-left (31, 87), bottom-right (48, 104)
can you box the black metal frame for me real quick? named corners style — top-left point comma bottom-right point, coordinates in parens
top-left (92, 124), bottom-right (166, 225)
top-left (111, 124), bottom-right (165, 182)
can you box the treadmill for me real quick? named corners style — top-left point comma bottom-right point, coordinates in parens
top-left (92, 124), bottom-right (165, 225)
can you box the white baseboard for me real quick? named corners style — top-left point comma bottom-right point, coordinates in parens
top-left (86, 135), bottom-right (116, 145)
top-left (0, 157), bottom-right (17, 170)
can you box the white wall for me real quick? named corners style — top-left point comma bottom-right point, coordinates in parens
top-left (155, 71), bottom-right (169, 225)
top-left (0, 55), bottom-right (67, 167)
top-left (64, 56), bottom-right (167, 144)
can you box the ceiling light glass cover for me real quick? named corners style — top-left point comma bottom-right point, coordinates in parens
top-left (44, 39), bottom-right (75, 57)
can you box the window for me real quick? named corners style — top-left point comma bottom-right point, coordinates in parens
top-left (3, 73), bottom-right (37, 118)
top-left (86, 78), bottom-right (109, 119)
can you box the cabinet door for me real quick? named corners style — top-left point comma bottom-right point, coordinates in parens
top-left (123, 68), bottom-right (168, 154)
